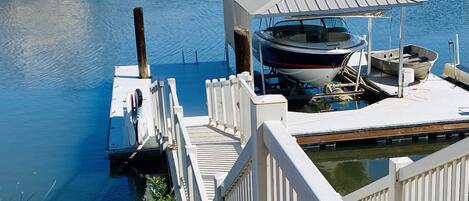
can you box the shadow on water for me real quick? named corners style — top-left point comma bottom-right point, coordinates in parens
top-left (305, 139), bottom-right (460, 195)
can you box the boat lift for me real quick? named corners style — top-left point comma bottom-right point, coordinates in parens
top-left (223, 0), bottom-right (425, 99)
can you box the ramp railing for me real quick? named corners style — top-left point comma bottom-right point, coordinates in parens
top-left (213, 92), bottom-right (343, 201)
top-left (343, 136), bottom-right (469, 201)
top-left (205, 72), bottom-right (255, 144)
top-left (151, 78), bottom-right (209, 201)
top-left (150, 80), bottom-right (169, 150)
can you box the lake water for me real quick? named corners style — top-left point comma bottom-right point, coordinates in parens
top-left (0, 0), bottom-right (467, 200)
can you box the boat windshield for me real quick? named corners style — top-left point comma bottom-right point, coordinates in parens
top-left (272, 18), bottom-right (351, 43)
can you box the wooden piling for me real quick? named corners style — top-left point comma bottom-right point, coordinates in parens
top-left (133, 7), bottom-right (149, 79)
top-left (234, 26), bottom-right (251, 74)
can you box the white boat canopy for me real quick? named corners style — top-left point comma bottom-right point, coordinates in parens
top-left (223, 0), bottom-right (425, 47)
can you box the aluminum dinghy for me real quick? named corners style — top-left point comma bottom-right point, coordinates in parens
top-left (370, 45), bottom-right (438, 80)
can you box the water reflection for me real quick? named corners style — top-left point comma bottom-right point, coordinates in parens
top-left (306, 140), bottom-right (458, 195)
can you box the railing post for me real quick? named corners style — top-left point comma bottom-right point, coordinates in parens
top-left (186, 145), bottom-right (197, 201)
top-left (158, 80), bottom-right (168, 144)
top-left (215, 173), bottom-right (227, 201)
top-left (220, 78), bottom-right (227, 128)
top-left (250, 95), bottom-right (288, 201)
top-left (229, 75), bottom-right (238, 133)
top-left (212, 79), bottom-right (219, 125)
top-left (389, 157), bottom-right (413, 201)
top-left (206, 80), bottom-right (213, 125)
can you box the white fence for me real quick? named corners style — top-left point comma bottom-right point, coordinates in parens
top-left (205, 72), bottom-right (255, 144)
top-left (343, 136), bottom-right (469, 201)
top-left (150, 80), bottom-right (169, 149)
top-left (212, 76), bottom-right (343, 201)
top-left (150, 78), bottom-right (209, 201)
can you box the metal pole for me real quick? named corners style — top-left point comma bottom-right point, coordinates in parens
top-left (398, 7), bottom-right (405, 98)
top-left (355, 48), bottom-right (364, 91)
top-left (133, 7), bottom-right (149, 79)
top-left (225, 42), bottom-right (230, 68)
top-left (367, 17), bottom-right (372, 76)
top-left (456, 34), bottom-right (460, 65)
top-left (259, 41), bottom-right (266, 94)
top-left (182, 50), bottom-right (185, 65)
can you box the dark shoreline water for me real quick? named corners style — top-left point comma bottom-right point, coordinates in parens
top-left (0, 0), bottom-right (468, 200)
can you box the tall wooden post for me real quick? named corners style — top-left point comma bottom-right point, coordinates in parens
top-left (234, 26), bottom-right (252, 74)
top-left (133, 7), bottom-right (149, 79)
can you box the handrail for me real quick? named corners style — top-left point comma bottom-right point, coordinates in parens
top-left (205, 72), bottom-right (256, 145)
top-left (399, 136), bottom-right (469, 181)
top-left (263, 121), bottom-right (342, 201)
top-left (343, 136), bottom-right (469, 201)
top-left (217, 89), bottom-right (343, 201)
top-left (166, 78), bottom-right (209, 201)
top-left (342, 176), bottom-right (390, 201)
top-left (220, 139), bottom-right (253, 194)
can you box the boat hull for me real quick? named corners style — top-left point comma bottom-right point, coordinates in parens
top-left (253, 32), bottom-right (363, 87)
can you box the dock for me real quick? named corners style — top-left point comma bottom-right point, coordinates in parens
top-left (108, 1), bottom-right (469, 200)
top-left (289, 53), bottom-right (469, 145)
top-left (108, 65), bottom-right (468, 201)
top-left (107, 65), bottom-right (160, 161)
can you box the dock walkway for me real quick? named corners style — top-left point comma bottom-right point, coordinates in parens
top-left (186, 124), bottom-right (242, 200)
top-left (111, 65), bottom-right (468, 201)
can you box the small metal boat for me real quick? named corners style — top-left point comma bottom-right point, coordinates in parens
top-left (253, 18), bottom-right (367, 87)
top-left (370, 45), bottom-right (438, 80)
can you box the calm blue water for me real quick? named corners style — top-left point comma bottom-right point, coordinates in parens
top-left (0, 0), bottom-right (467, 200)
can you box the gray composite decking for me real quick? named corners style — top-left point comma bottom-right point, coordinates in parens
top-left (187, 125), bottom-right (242, 201)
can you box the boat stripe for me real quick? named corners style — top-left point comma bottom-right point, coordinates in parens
top-left (265, 59), bottom-right (342, 69)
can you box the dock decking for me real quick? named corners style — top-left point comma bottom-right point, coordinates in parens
top-left (287, 53), bottom-right (469, 145)
top-left (107, 65), bottom-right (160, 160)
top-left (186, 122), bottom-right (242, 200)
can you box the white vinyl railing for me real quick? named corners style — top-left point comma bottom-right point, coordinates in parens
top-left (151, 78), bottom-right (209, 201)
top-left (343, 136), bottom-right (469, 201)
top-left (150, 80), bottom-right (169, 149)
top-left (206, 72), bottom-right (255, 144)
top-left (214, 91), bottom-right (343, 201)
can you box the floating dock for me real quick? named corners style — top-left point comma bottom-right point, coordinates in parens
top-left (290, 53), bottom-right (469, 145)
top-left (107, 65), bottom-right (160, 161)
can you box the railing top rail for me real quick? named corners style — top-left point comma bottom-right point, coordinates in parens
top-left (187, 149), bottom-right (209, 200)
top-left (263, 121), bottom-right (342, 201)
top-left (221, 138), bottom-right (253, 195)
top-left (342, 175), bottom-right (390, 201)
top-left (239, 79), bottom-right (256, 98)
top-left (399, 136), bottom-right (469, 181)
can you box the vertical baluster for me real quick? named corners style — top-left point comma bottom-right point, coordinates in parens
top-left (415, 175), bottom-right (419, 201)
top-left (158, 81), bottom-right (168, 141)
top-left (278, 167), bottom-right (283, 201)
top-left (206, 80), bottom-right (213, 123)
top-left (211, 79), bottom-right (219, 125)
top-left (267, 154), bottom-right (272, 201)
top-left (229, 75), bottom-right (238, 133)
top-left (451, 160), bottom-right (457, 201)
top-left (443, 163), bottom-right (448, 200)
top-left (219, 78), bottom-right (227, 128)
top-left (284, 177), bottom-right (289, 201)
top-left (273, 157), bottom-right (277, 201)
top-left (436, 167), bottom-right (441, 201)
top-left (460, 156), bottom-right (467, 201)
